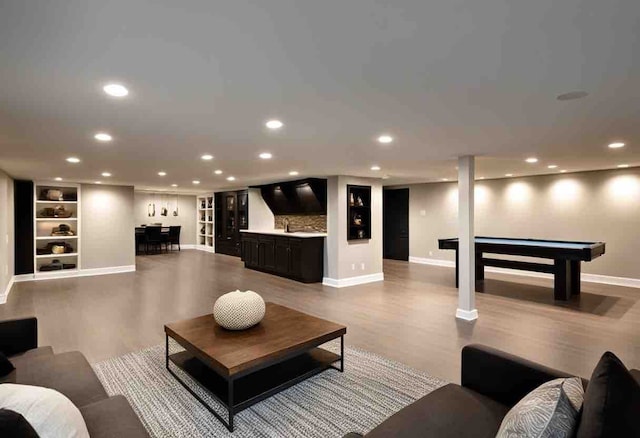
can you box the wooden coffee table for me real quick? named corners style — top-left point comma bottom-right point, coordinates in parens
top-left (164, 302), bottom-right (347, 432)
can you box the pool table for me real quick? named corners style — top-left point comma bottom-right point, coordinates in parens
top-left (437, 237), bottom-right (606, 300)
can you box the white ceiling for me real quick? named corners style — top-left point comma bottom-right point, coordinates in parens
top-left (1, 0), bottom-right (638, 193)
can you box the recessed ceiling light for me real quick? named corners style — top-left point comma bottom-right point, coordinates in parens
top-left (227, 176), bottom-right (236, 181)
top-left (548, 165), bottom-right (558, 169)
top-left (505, 173), bottom-right (513, 177)
top-left (478, 177), bottom-right (485, 180)
top-left (214, 170), bottom-right (223, 175)
top-left (54, 177), bottom-right (63, 181)
top-left (556, 91), bottom-right (588, 101)
top-left (66, 157), bottom-right (80, 163)
top-left (259, 152), bottom-right (272, 159)
top-left (525, 157), bottom-right (538, 163)
top-left (192, 180), bottom-right (200, 185)
top-left (158, 171), bottom-right (167, 176)
top-left (371, 165), bottom-right (381, 171)
top-left (560, 170), bottom-right (567, 173)
top-left (289, 171), bottom-right (299, 176)
top-left (377, 135), bottom-right (393, 144)
top-left (201, 154), bottom-right (214, 160)
top-left (101, 172), bottom-right (111, 177)
top-left (171, 184), bottom-right (178, 187)
top-left (617, 164), bottom-right (630, 168)
top-left (103, 83), bottom-right (129, 97)
top-left (94, 132), bottom-right (113, 142)
top-left (441, 178), bottom-right (449, 182)
top-left (265, 120), bottom-right (283, 130)
top-left (94, 181), bottom-right (102, 184)
top-left (608, 142), bottom-right (625, 149)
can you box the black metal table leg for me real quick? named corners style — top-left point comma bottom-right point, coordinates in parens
top-left (165, 334), bottom-right (169, 369)
top-left (340, 335), bottom-right (344, 372)
top-left (228, 379), bottom-right (234, 432)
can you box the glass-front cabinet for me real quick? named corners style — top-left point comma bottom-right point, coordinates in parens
top-left (215, 189), bottom-right (248, 257)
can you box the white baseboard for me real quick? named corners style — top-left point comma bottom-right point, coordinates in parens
top-left (13, 265), bottom-right (136, 283)
top-left (193, 244), bottom-right (215, 253)
top-left (409, 256), bottom-right (640, 289)
top-left (0, 276), bottom-right (15, 304)
top-left (323, 272), bottom-right (384, 288)
top-left (409, 256), bottom-right (455, 268)
top-left (456, 308), bottom-right (478, 321)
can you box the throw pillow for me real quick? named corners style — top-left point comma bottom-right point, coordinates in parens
top-left (0, 384), bottom-right (89, 438)
top-left (496, 377), bottom-right (584, 438)
top-left (0, 352), bottom-right (15, 376)
top-left (0, 409), bottom-right (40, 437)
top-left (577, 351), bottom-right (640, 438)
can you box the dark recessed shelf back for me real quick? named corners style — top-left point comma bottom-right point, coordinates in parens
top-left (347, 185), bottom-right (371, 241)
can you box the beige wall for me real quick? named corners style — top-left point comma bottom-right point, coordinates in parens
top-left (134, 192), bottom-right (196, 244)
top-left (81, 184), bottom-right (135, 269)
top-left (247, 188), bottom-right (275, 230)
top-left (0, 170), bottom-right (15, 295)
top-left (408, 168), bottom-right (640, 279)
top-left (325, 176), bottom-right (383, 280)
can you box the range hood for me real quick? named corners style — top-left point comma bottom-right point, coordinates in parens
top-left (254, 178), bottom-right (327, 215)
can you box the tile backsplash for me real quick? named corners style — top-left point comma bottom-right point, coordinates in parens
top-left (274, 215), bottom-right (327, 232)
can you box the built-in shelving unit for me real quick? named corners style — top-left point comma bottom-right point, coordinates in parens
top-left (33, 182), bottom-right (81, 278)
top-left (196, 194), bottom-right (215, 252)
top-left (347, 185), bottom-right (371, 241)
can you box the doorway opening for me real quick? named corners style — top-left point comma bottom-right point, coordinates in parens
top-left (383, 188), bottom-right (409, 261)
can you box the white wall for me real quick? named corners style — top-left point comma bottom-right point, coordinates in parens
top-left (134, 192), bottom-right (197, 244)
top-left (408, 168), bottom-right (640, 279)
top-left (0, 170), bottom-right (15, 297)
top-left (248, 188), bottom-right (274, 229)
top-left (81, 184), bottom-right (135, 269)
top-left (325, 176), bottom-right (383, 282)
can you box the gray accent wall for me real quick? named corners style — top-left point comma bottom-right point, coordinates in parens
top-left (408, 168), bottom-right (640, 279)
top-left (0, 170), bottom-right (15, 294)
top-left (81, 184), bottom-right (135, 269)
top-left (134, 192), bottom-right (196, 244)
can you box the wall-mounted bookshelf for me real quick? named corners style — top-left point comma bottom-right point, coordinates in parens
top-left (196, 194), bottom-right (215, 252)
top-left (33, 182), bottom-right (81, 278)
top-left (347, 184), bottom-right (371, 241)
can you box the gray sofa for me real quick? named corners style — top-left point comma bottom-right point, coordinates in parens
top-left (345, 344), bottom-right (640, 438)
top-left (0, 317), bottom-right (149, 438)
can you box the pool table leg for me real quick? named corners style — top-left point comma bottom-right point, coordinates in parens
top-left (554, 259), bottom-right (571, 301)
top-left (570, 261), bottom-right (581, 295)
top-left (455, 249), bottom-right (459, 288)
top-left (474, 252), bottom-right (485, 292)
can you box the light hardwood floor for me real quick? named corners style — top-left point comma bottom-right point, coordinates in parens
top-left (1, 250), bottom-right (638, 382)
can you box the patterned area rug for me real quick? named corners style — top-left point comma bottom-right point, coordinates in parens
top-left (92, 340), bottom-right (446, 437)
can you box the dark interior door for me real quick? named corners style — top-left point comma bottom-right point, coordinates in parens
top-left (383, 188), bottom-right (409, 261)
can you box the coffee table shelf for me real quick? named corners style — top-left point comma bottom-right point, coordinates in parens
top-left (168, 347), bottom-right (340, 410)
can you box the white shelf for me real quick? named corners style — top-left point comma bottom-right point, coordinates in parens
top-left (36, 217), bottom-right (78, 221)
top-left (36, 253), bottom-right (79, 259)
top-left (34, 182), bottom-right (81, 273)
top-left (36, 236), bottom-right (78, 240)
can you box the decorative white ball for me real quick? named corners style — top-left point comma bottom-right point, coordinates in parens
top-left (213, 290), bottom-right (266, 330)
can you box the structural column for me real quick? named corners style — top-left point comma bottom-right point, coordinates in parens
top-left (456, 156), bottom-right (478, 320)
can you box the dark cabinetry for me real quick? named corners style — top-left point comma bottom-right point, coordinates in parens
top-left (240, 233), bottom-right (324, 283)
top-left (215, 190), bottom-right (248, 257)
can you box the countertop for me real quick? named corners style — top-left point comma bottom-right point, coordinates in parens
top-left (240, 229), bottom-right (327, 238)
